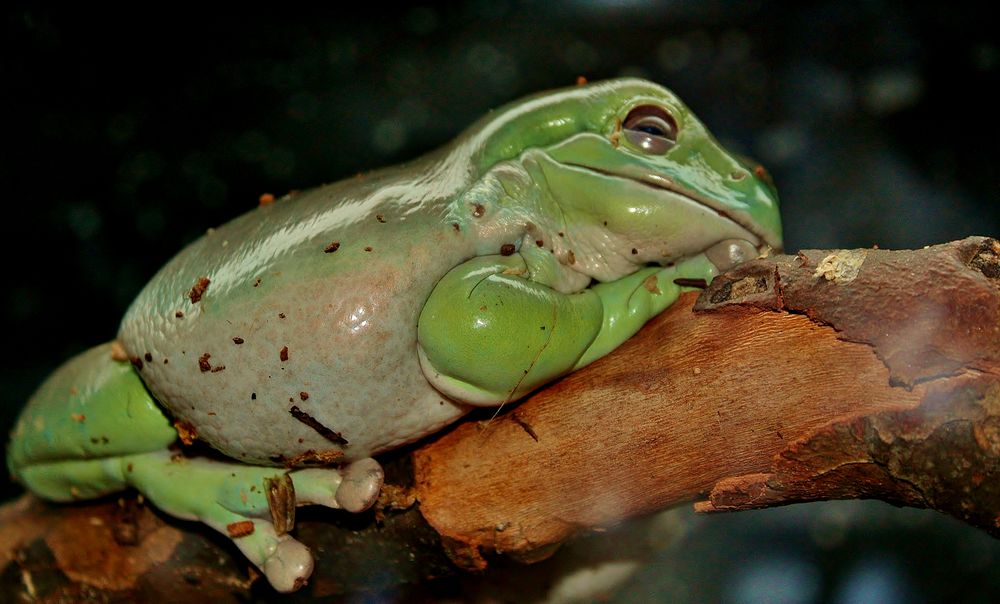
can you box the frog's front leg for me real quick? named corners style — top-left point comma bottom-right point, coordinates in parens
top-left (573, 253), bottom-right (719, 368)
top-left (7, 343), bottom-right (383, 592)
top-left (417, 254), bottom-right (604, 405)
top-left (417, 252), bottom-right (718, 405)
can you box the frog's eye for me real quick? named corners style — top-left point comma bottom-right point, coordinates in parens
top-left (622, 105), bottom-right (678, 154)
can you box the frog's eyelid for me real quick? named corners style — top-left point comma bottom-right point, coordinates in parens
top-left (622, 105), bottom-right (678, 138)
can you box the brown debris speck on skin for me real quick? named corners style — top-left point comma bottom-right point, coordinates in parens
top-left (324, 241), bottom-right (341, 253)
top-left (643, 275), bottom-right (661, 294)
top-left (285, 449), bottom-right (344, 467)
top-left (226, 520), bottom-right (255, 538)
top-left (144, 352), bottom-right (153, 363)
top-left (188, 277), bottom-right (211, 304)
top-left (265, 474), bottom-right (296, 535)
top-left (280, 346), bottom-right (289, 362)
top-left (71, 413), bottom-right (85, 423)
top-left (174, 421), bottom-right (198, 445)
top-left (535, 239), bottom-right (544, 247)
top-left (110, 341), bottom-right (128, 362)
top-left (364, 246), bottom-right (373, 252)
top-left (576, 75), bottom-right (588, 86)
top-left (452, 223), bottom-right (461, 232)
top-left (175, 310), bottom-right (184, 318)
top-left (130, 357), bottom-right (144, 371)
top-left (278, 313), bottom-right (286, 319)
top-left (299, 392), bottom-right (309, 401)
top-left (198, 353), bottom-right (212, 372)
top-left (289, 406), bottom-right (348, 445)
top-left (254, 277), bottom-right (262, 287)
top-left (210, 365), bottom-right (226, 373)
top-left (258, 193), bottom-right (275, 206)
top-left (500, 243), bottom-right (516, 256)
top-left (472, 203), bottom-right (485, 218)
top-left (232, 337), bottom-right (244, 345)
top-left (376, 214), bottom-right (386, 223)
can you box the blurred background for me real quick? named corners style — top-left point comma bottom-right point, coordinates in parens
top-left (2, 2), bottom-right (998, 602)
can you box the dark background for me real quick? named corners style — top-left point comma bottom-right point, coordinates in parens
top-left (2, 3), bottom-right (998, 602)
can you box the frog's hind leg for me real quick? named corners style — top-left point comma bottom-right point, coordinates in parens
top-left (121, 450), bottom-right (327, 592)
top-left (124, 454), bottom-right (382, 591)
top-left (8, 342), bottom-right (384, 592)
top-left (7, 342), bottom-right (178, 500)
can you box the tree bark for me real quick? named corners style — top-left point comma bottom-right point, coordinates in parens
top-left (3, 236), bottom-right (999, 601)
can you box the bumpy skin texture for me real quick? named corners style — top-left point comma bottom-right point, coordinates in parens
top-left (117, 78), bottom-right (782, 466)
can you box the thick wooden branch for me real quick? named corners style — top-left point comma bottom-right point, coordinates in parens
top-left (3, 236), bottom-right (999, 600)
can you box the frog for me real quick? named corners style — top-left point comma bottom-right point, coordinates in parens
top-left (7, 78), bottom-right (782, 592)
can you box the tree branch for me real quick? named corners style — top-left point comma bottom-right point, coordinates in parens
top-left (3, 237), bottom-right (999, 599)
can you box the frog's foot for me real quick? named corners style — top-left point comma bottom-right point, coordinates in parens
top-left (291, 457), bottom-right (384, 512)
top-left (223, 520), bottom-right (314, 592)
top-left (122, 452), bottom-right (383, 592)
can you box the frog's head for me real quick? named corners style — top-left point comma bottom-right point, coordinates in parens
top-left (465, 78), bottom-right (782, 282)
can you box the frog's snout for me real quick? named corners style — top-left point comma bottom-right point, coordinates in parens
top-left (704, 238), bottom-right (760, 272)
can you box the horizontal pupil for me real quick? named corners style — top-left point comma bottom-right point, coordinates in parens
top-left (635, 124), bottom-right (664, 136)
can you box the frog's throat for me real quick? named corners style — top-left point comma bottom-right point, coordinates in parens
top-left (562, 161), bottom-right (776, 252)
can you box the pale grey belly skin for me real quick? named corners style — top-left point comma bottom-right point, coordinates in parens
top-left (117, 181), bottom-right (483, 465)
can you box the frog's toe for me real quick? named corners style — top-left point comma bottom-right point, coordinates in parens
top-left (230, 520), bottom-right (314, 592)
top-left (291, 457), bottom-right (384, 513)
top-left (336, 457), bottom-right (384, 511)
top-left (262, 534), bottom-right (314, 593)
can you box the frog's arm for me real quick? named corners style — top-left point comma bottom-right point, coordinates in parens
top-left (417, 253), bottom-right (715, 406)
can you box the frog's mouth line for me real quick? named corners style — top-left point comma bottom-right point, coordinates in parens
top-left (564, 162), bottom-right (778, 253)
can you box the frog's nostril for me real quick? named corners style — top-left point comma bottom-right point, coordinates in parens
top-left (730, 171), bottom-right (747, 181)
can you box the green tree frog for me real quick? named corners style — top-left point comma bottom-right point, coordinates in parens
top-left (7, 78), bottom-right (781, 591)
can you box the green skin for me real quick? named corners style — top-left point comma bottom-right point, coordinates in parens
top-left (7, 79), bottom-right (781, 592)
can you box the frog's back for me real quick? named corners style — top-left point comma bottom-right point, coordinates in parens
top-left (119, 155), bottom-right (479, 464)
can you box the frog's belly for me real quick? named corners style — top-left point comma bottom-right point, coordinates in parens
top-left (120, 271), bottom-right (470, 465)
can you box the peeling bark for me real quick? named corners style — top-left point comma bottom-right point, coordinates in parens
top-left (2, 237), bottom-right (999, 599)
